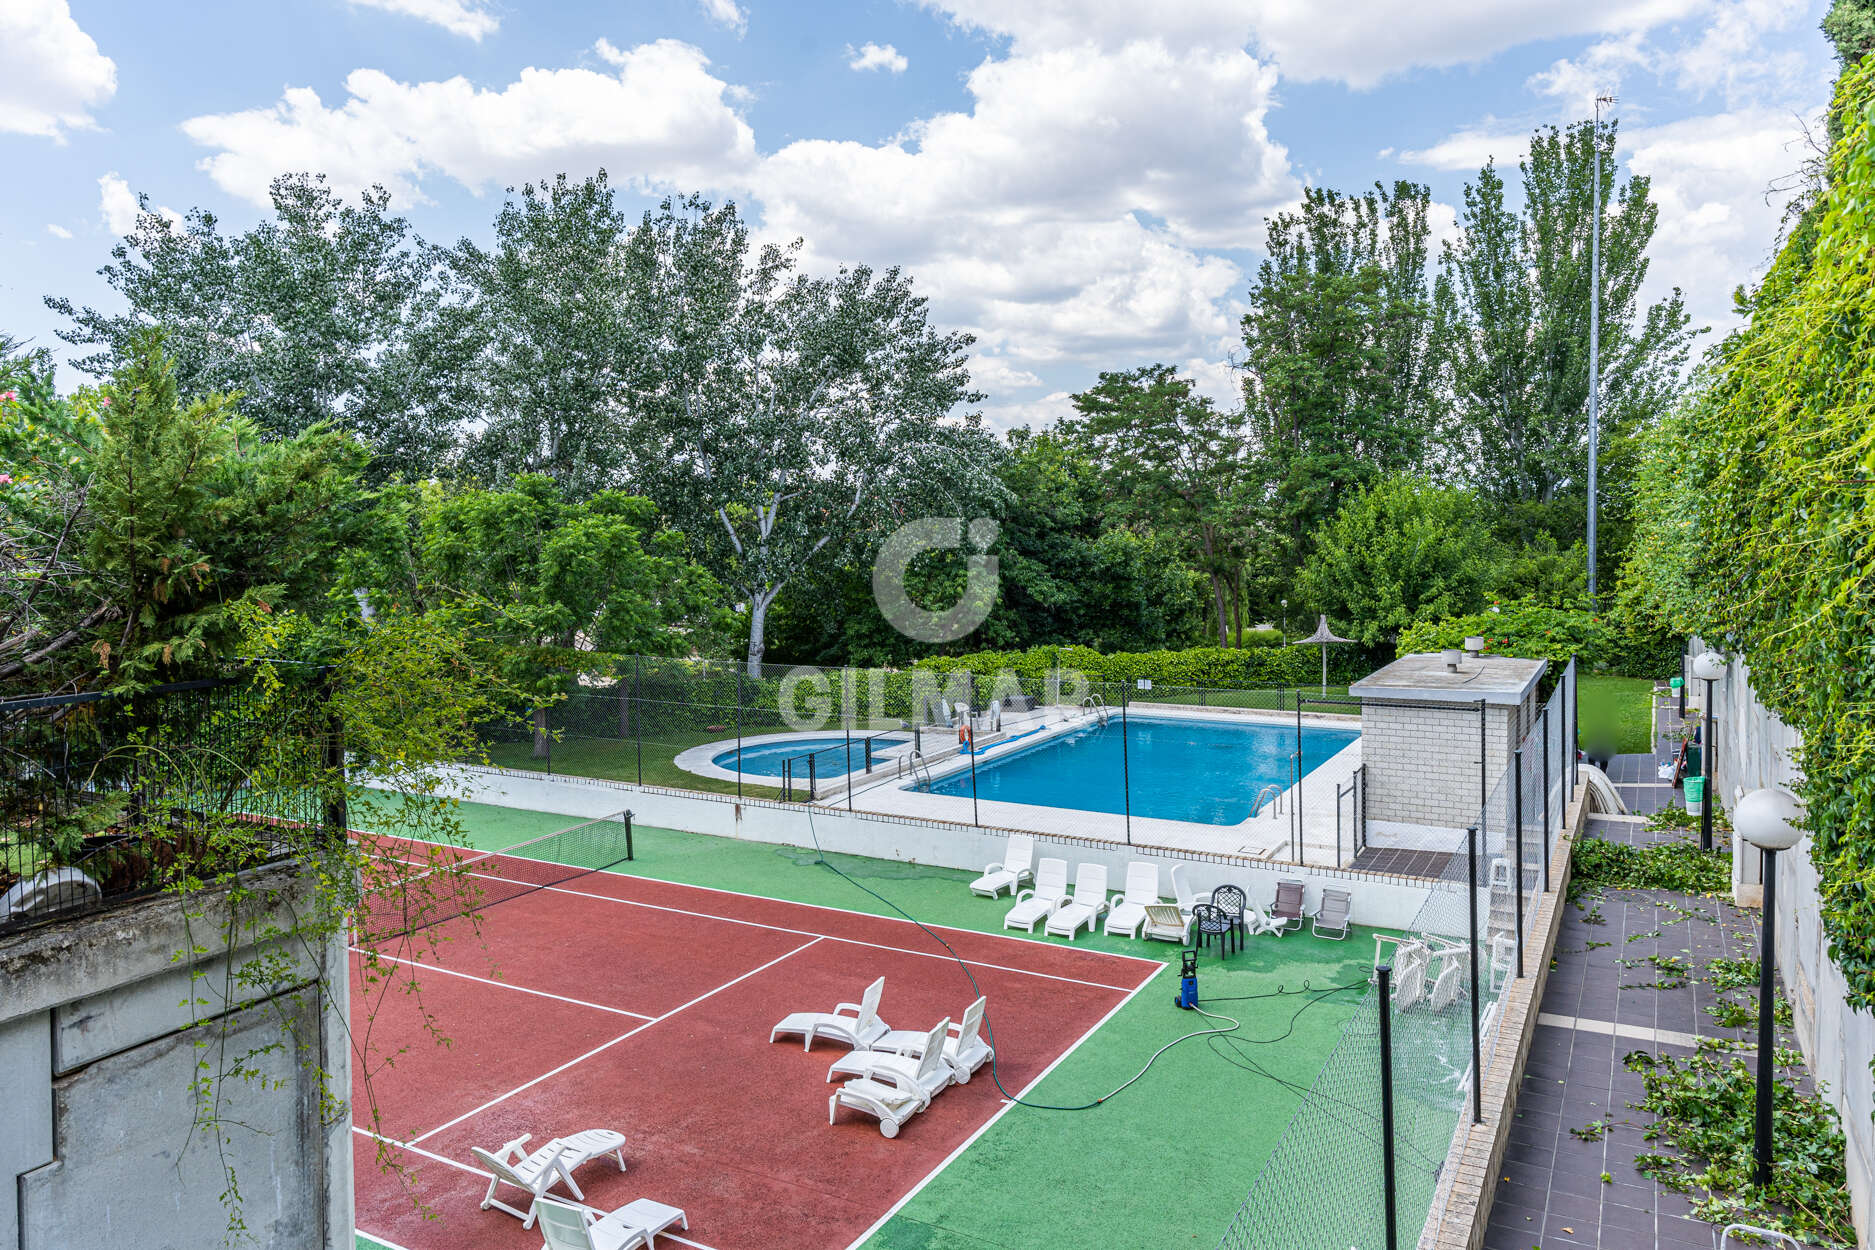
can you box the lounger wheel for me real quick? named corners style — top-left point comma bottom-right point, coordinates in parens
top-left (879, 1120), bottom-right (899, 1138)
top-left (953, 1068), bottom-right (970, 1085)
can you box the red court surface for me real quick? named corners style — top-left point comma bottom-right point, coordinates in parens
top-left (350, 856), bottom-right (1161, 1250)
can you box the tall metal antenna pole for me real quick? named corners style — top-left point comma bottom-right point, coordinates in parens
top-left (1587, 94), bottom-right (1615, 607)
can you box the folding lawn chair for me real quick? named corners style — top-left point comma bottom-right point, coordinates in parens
top-left (970, 833), bottom-right (1035, 898)
top-left (1269, 878), bottom-right (1307, 933)
top-left (534, 1196), bottom-right (689, 1250)
top-left (469, 1130), bottom-right (627, 1228)
top-left (770, 976), bottom-right (891, 1051)
top-left (1045, 863), bottom-right (1110, 939)
top-left (1311, 887), bottom-right (1353, 940)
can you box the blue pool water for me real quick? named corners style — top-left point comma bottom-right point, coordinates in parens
top-left (713, 736), bottom-right (905, 778)
top-left (922, 716), bottom-right (1356, 825)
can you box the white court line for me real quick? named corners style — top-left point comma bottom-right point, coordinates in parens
top-left (348, 948), bottom-right (657, 1021)
top-left (517, 876), bottom-right (1152, 994)
top-left (366, 827), bottom-right (1163, 971)
top-left (406, 938), bottom-right (823, 1147)
top-left (352, 1127), bottom-right (724, 1250)
top-left (841, 960), bottom-right (1167, 1250)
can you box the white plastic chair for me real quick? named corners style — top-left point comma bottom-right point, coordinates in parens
top-left (1003, 858), bottom-right (1070, 932)
top-left (534, 1196), bottom-right (688, 1250)
top-left (1104, 861), bottom-right (1160, 937)
top-left (851, 996), bottom-right (993, 1083)
top-left (770, 976), bottom-right (890, 1051)
top-left (969, 833), bottom-right (1036, 898)
top-left (1045, 863), bottom-right (1110, 939)
top-left (469, 1130), bottom-right (625, 1227)
top-left (829, 1018), bottom-right (952, 1136)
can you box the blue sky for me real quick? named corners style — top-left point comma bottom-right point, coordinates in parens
top-left (2, 0), bottom-right (1838, 428)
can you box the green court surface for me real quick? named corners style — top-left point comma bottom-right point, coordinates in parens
top-left (351, 797), bottom-right (1380, 1250)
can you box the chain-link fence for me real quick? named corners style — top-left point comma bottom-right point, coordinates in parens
top-left (1214, 658), bottom-right (1577, 1250)
top-left (470, 655), bottom-right (1370, 866)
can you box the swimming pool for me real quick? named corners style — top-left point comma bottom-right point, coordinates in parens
top-left (712, 736), bottom-right (906, 779)
top-left (919, 716), bottom-right (1356, 824)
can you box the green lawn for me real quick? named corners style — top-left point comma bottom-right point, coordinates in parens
top-left (1577, 674), bottom-right (1655, 755)
top-left (482, 725), bottom-right (797, 798)
top-left (353, 798), bottom-right (1393, 1250)
top-left (1135, 685), bottom-right (1355, 712)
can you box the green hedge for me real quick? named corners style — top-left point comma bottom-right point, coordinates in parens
top-left (1396, 598), bottom-right (1678, 678)
top-left (912, 643), bottom-right (1369, 689)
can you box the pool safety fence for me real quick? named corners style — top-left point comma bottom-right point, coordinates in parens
top-left (468, 655), bottom-right (1369, 867)
top-left (1, 665), bottom-right (344, 937)
top-left (1211, 658), bottom-right (1578, 1250)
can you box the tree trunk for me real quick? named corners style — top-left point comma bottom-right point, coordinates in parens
top-left (1230, 567), bottom-right (1243, 647)
top-left (1211, 574), bottom-right (1230, 647)
top-left (531, 706), bottom-right (550, 759)
top-left (746, 591), bottom-right (773, 678)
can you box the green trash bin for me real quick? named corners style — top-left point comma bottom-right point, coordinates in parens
top-left (1684, 774), bottom-right (1705, 815)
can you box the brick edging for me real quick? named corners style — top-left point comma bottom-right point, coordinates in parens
top-left (1419, 780), bottom-right (1587, 1250)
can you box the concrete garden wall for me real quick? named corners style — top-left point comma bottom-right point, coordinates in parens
top-left (0, 862), bottom-right (351, 1250)
top-left (1687, 639), bottom-right (1874, 1248)
top-left (404, 763), bottom-right (1446, 932)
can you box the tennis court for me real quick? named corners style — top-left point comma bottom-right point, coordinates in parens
top-left (348, 810), bottom-right (1166, 1250)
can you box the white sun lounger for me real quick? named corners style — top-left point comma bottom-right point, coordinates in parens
top-left (970, 833), bottom-right (1036, 898)
top-left (469, 1130), bottom-right (627, 1227)
top-left (829, 1019), bottom-right (952, 1136)
top-left (1045, 863), bottom-right (1109, 939)
top-left (770, 976), bottom-right (890, 1051)
top-left (1003, 857), bottom-right (1069, 932)
top-left (534, 1196), bottom-right (689, 1250)
top-left (839, 996), bottom-right (994, 1084)
top-left (1104, 861), bottom-right (1160, 937)
top-left (824, 1015), bottom-right (955, 1107)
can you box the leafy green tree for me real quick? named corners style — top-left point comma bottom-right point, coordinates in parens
top-left (1295, 474), bottom-right (1498, 647)
top-left (447, 173), bottom-right (639, 495)
top-left (1071, 364), bottom-right (1248, 646)
top-left (2, 330), bottom-right (374, 694)
top-left (619, 195), bottom-right (1003, 675)
top-left (1241, 181), bottom-right (1442, 584)
top-left (1434, 123), bottom-right (1697, 584)
top-left (45, 174), bottom-right (465, 478)
top-left (410, 475), bottom-right (721, 755)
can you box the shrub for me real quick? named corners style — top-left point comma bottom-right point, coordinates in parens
top-left (912, 642), bottom-right (1369, 689)
top-left (1395, 596), bottom-right (1676, 677)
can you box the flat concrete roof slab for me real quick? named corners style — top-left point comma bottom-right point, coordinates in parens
top-left (1349, 652), bottom-right (1547, 706)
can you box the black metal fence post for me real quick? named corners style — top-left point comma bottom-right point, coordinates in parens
top-left (968, 671), bottom-right (980, 826)
top-left (1701, 679), bottom-right (1716, 853)
top-left (1294, 696), bottom-right (1304, 862)
top-left (1541, 701), bottom-right (1553, 894)
top-left (633, 655), bottom-right (643, 786)
top-left (1571, 657), bottom-right (1580, 793)
top-left (735, 667), bottom-right (744, 800)
top-left (320, 666), bottom-right (348, 842)
top-left (1119, 683), bottom-right (1133, 846)
top-left (1378, 963), bottom-right (1399, 1250)
top-left (1513, 747), bottom-right (1525, 979)
top-left (1468, 822), bottom-right (1483, 1125)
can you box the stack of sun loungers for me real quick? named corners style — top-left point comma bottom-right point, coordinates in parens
top-left (468, 1128), bottom-right (690, 1249)
top-left (770, 979), bottom-right (994, 1138)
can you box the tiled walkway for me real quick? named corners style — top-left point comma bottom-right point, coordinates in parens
top-left (1483, 739), bottom-right (1807, 1250)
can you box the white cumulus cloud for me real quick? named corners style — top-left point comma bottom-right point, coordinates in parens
top-left (695, 0), bottom-right (747, 34)
top-left (847, 42), bottom-right (908, 73)
top-left (0, 0), bottom-right (116, 140)
top-left (344, 0), bottom-right (499, 40)
top-left (98, 173), bottom-right (182, 236)
top-left (181, 39), bottom-right (758, 207)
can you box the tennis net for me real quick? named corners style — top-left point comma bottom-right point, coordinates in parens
top-left (356, 811), bottom-right (634, 945)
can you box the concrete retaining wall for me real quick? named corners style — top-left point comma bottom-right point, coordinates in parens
top-left (0, 863), bottom-right (351, 1250)
top-left (1687, 640), bottom-right (1874, 1248)
top-left (404, 763), bottom-right (1445, 932)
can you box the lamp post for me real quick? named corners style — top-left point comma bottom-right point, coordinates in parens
top-left (1735, 786), bottom-right (1804, 1189)
top-left (1281, 599), bottom-right (1288, 646)
top-left (1692, 651), bottom-right (1726, 852)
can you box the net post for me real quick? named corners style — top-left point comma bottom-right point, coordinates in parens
top-left (624, 810), bottom-right (634, 862)
top-left (1468, 822), bottom-right (1484, 1125)
top-left (1378, 963), bottom-right (1399, 1250)
top-left (1513, 746), bottom-right (1525, 979)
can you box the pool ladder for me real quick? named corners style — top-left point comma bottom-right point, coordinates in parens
top-left (898, 749), bottom-right (935, 789)
top-left (1080, 695), bottom-right (1110, 726)
top-left (1250, 783), bottom-right (1285, 819)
